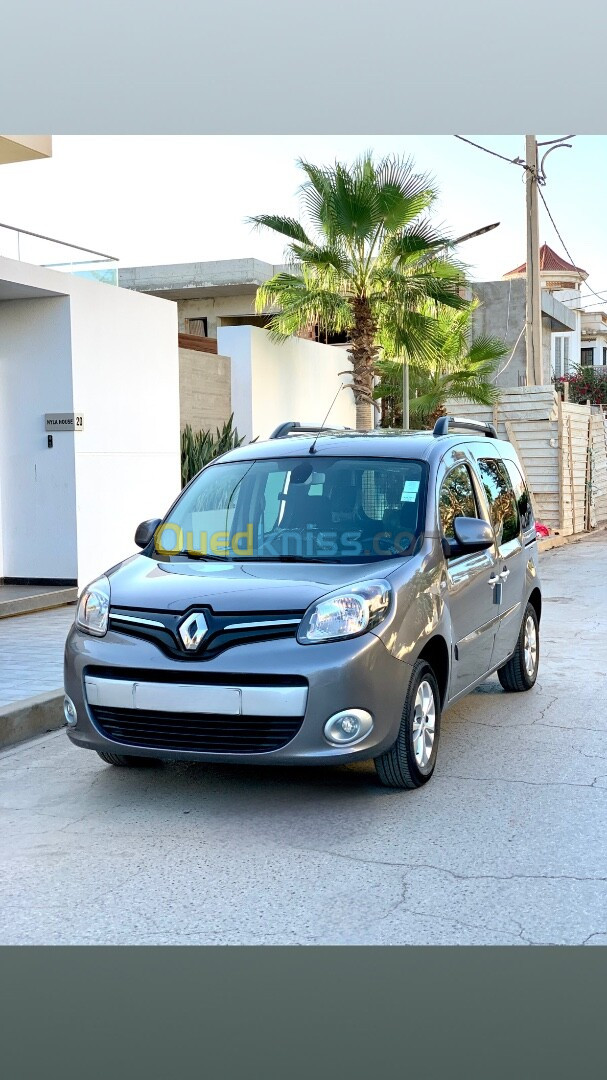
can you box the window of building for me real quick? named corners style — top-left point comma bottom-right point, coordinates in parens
top-left (603, 347), bottom-right (607, 366)
top-left (439, 464), bottom-right (479, 543)
top-left (478, 459), bottom-right (520, 546)
top-left (581, 347), bottom-right (594, 367)
top-left (186, 317), bottom-right (208, 337)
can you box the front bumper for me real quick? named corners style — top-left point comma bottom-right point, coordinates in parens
top-left (64, 623), bottom-right (412, 765)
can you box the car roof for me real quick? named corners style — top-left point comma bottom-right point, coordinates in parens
top-left (217, 429), bottom-right (514, 465)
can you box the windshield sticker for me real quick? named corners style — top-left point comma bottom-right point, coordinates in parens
top-left (401, 480), bottom-right (420, 502)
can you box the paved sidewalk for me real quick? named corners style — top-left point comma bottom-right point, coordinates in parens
top-left (0, 607), bottom-right (74, 708)
top-left (1, 533), bottom-right (606, 945)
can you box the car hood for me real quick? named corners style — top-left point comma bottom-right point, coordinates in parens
top-left (107, 554), bottom-right (403, 614)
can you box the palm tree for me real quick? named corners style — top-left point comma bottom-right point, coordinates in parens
top-left (375, 300), bottom-right (506, 429)
top-left (249, 153), bottom-right (467, 430)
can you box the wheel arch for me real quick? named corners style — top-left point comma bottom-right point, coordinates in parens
top-left (417, 635), bottom-right (450, 706)
top-left (528, 587), bottom-right (542, 624)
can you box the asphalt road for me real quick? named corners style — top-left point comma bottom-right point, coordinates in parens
top-left (2, 533), bottom-right (606, 945)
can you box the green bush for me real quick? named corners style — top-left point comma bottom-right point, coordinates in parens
top-left (181, 415), bottom-right (244, 487)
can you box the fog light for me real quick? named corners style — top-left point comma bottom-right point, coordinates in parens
top-left (63, 695), bottom-right (77, 727)
top-left (324, 709), bottom-right (373, 746)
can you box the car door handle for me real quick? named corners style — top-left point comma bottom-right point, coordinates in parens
top-left (487, 574), bottom-right (500, 586)
top-left (499, 567), bottom-right (510, 581)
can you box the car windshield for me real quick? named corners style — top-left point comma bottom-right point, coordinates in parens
top-left (156, 456), bottom-right (426, 563)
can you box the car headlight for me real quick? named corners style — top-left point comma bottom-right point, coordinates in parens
top-left (297, 579), bottom-right (392, 644)
top-left (75, 575), bottom-right (111, 636)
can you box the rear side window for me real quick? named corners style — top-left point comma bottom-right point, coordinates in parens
top-left (439, 464), bottom-right (478, 540)
top-left (478, 459), bottom-right (520, 545)
top-left (503, 459), bottom-right (535, 538)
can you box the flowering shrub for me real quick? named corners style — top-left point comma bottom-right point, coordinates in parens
top-left (555, 365), bottom-right (607, 406)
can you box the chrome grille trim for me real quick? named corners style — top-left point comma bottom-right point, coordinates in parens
top-left (110, 613), bottom-right (165, 629)
top-left (222, 618), bottom-right (300, 631)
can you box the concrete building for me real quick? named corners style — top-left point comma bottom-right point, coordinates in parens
top-left (472, 276), bottom-right (577, 388)
top-left (120, 258), bottom-right (282, 434)
top-left (119, 258), bottom-right (285, 339)
top-left (120, 258), bottom-right (356, 437)
top-left (0, 255), bottom-right (179, 589)
top-left (179, 334), bottom-right (232, 433)
top-left (504, 244), bottom-right (587, 382)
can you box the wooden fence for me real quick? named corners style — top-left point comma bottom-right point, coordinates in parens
top-left (445, 387), bottom-right (607, 535)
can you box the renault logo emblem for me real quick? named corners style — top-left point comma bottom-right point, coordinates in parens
top-left (178, 611), bottom-right (208, 651)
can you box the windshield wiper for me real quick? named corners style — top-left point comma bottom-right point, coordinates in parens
top-left (254, 555), bottom-right (344, 563)
top-left (173, 550), bottom-right (231, 562)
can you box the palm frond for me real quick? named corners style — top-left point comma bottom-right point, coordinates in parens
top-left (257, 271), bottom-right (352, 339)
top-left (246, 214), bottom-right (311, 246)
top-left (381, 221), bottom-right (453, 264)
top-left (374, 155), bottom-right (436, 232)
top-left (297, 159), bottom-right (338, 237)
top-left (288, 242), bottom-right (352, 279)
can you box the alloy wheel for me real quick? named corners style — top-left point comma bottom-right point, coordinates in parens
top-left (412, 679), bottom-right (436, 768)
top-left (524, 615), bottom-right (538, 678)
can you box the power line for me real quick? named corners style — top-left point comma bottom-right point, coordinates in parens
top-left (494, 324), bottom-right (525, 381)
top-left (560, 292), bottom-right (607, 306)
top-left (456, 133), bottom-right (606, 311)
top-left (453, 135), bottom-right (528, 169)
top-left (537, 185), bottom-right (607, 306)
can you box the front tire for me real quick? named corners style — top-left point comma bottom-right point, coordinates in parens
top-left (497, 603), bottom-right (539, 692)
top-left (374, 660), bottom-right (441, 790)
top-left (96, 751), bottom-right (153, 767)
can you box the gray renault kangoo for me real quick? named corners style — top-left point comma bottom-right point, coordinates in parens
top-left (64, 416), bottom-right (541, 789)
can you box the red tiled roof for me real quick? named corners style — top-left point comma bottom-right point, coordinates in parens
top-left (505, 243), bottom-right (587, 277)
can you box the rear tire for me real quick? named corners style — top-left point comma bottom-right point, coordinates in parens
top-left (497, 602), bottom-right (539, 692)
top-left (96, 751), bottom-right (152, 767)
top-left (374, 660), bottom-right (441, 790)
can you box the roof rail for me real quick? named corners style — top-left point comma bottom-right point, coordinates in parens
top-left (269, 421), bottom-right (353, 439)
top-left (433, 416), bottom-right (498, 439)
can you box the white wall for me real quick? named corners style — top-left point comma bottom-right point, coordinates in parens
top-left (217, 325), bottom-right (356, 442)
top-left (68, 276), bottom-right (180, 585)
top-left (0, 295), bottom-right (78, 580)
top-left (0, 255), bottom-right (180, 587)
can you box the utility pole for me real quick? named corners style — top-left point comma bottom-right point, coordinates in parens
top-left (525, 135), bottom-right (543, 385)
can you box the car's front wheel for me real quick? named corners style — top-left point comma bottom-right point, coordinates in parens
top-left (497, 603), bottom-right (539, 692)
top-left (96, 751), bottom-right (154, 767)
top-left (374, 660), bottom-right (441, 790)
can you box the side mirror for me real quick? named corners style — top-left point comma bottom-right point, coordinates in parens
top-left (134, 518), bottom-right (162, 549)
top-left (452, 516), bottom-right (494, 553)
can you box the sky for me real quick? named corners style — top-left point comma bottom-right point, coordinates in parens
top-left (1, 135), bottom-right (607, 306)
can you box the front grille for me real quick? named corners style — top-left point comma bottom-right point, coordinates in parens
top-left (108, 607), bottom-right (302, 661)
top-left (85, 666), bottom-right (307, 688)
top-left (91, 705), bottom-right (303, 754)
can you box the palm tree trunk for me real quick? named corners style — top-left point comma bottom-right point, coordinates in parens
top-left (349, 297), bottom-right (378, 431)
top-left (355, 399), bottom-right (373, 430)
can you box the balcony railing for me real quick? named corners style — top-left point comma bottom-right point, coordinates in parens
top-left (0, 221), bottom-right (118, 284)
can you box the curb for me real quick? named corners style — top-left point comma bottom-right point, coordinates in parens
top-left (538, 526), bottom-right (607, 554)
top-left (0, 593), bottom-right (77, 620)
top-left (0, 690), bottom-right (65, 750)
